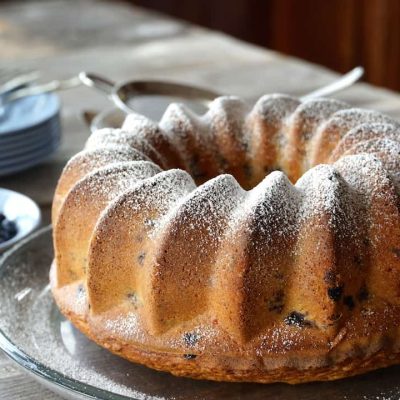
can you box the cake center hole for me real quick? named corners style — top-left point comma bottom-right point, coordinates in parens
top-left (180, 154), bottom-right (291, 190)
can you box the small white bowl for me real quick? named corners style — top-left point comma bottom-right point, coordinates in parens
top-left (0, 188), bottom-right (41, 253)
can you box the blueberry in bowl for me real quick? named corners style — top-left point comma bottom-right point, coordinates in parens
top-left (0, 213), bottom-right (18, 244)
top-left (0, 188), bottom-right (41, 253)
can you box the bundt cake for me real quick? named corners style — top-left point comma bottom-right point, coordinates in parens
top-left (51, 94), bottom-right (400, 384)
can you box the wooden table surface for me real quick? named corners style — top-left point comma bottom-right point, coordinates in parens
top-left (1, 1), bottom-right (400, 398)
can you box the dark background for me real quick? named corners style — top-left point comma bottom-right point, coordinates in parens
top-left (130, 0), bottom-right (400, 92)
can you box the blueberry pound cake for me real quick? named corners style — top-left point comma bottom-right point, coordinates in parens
top-left (51, 94), bottom-right (400, 383)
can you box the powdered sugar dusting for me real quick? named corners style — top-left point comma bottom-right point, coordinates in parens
top-left (252, 94), bottom-right (300, 121)
top-left (74, 145), bottom-right (151, 166)
top-left (122, 112), bottom-right (160, 133)
top-left (73, 161), bottom-right (162, 204)
top-left (331, 122), bottom-right (400, 160)
top-left (154, 173), bottom-right (245, 242)
top-left (344, 137), bottom-right (400, 156)
top-left (288, 98), bottom-right (347, 125)
top-left (105, 311), bottom-right (141, 339)
top-left (53, 94), bottom-right (400, 381)
top-left (343, 138), bottom-right (400, 184)
top-left (227, 171), bottom-right (300, 241)
top-left (100, 169), bottom-right (196, 229)
top-left (296, 164), bottom-right (346, 222)
top-left (324, 108), bottom-right (397, 131)
top-left (158, 103), bottom-right (210, 174)
top-left (85, 128), bottom-right (167, 168)
top-left (334, 153), bottom-right (400, 242)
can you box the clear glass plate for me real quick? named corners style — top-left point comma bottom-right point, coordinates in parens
top-left (0, 226), bottom-right (400, 400)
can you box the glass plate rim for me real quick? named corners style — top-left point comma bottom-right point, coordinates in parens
top-left (0, 226), bottom-right (139, 400)
top-left (2, 227), bottom-right (400, 400)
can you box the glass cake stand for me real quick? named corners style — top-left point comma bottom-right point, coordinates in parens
top-left (0, 226), bottom-right (399, 400)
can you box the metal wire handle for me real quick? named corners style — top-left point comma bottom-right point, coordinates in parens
top-left (78, 72), bottom-right (116, 97)
top-left (2, 66), bottom-right (364, 106)
top-left (300, 66), bottom-right (364, 101)
top-left (3, 76), bottom-right (82, 103)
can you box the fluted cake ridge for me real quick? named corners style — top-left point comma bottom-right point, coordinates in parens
top-left (51, 94), bottom-right (400, 383)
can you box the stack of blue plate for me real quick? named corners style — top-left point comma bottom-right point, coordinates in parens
top-left (0, 93), bottom-right (61, 177)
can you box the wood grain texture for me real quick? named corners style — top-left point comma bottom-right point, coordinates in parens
top-left (1, 0), bottom-right (400, 398)
top-left (132, 0), bottom-right (400, 91)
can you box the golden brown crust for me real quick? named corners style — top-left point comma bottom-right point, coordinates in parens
top-left (55, 292), bottom-right (400, 383)
top-left (51, 262), bottom-right (400, 384)
top-left (51, 95), bottom-right (400, 384)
